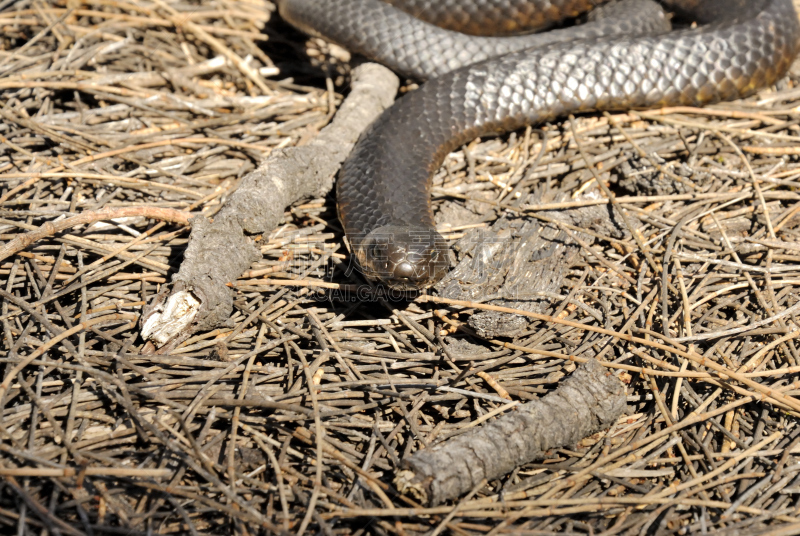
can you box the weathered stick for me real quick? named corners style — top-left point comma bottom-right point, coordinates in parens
top-left (140, 63), bottom-right (399, 349)
top-left (0, 206), bottom-right (190, 263)
top-left (395, 359), bottom-right (627, 506)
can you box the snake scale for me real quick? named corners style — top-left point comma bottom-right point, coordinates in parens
top-left (279, 0), bottom-right (800, 290)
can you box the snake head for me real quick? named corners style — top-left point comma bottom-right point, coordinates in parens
top-left (357, 225), bottom-right (449, 290)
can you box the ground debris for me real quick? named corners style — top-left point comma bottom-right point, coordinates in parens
top-left (2, 0), bottom-right (800, 534)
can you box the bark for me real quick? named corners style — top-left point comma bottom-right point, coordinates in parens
top-left (140, 63), bottom-right (399, 351)
top-left (395, 359), bottom-right (627, 506)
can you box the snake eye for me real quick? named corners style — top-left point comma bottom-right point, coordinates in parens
top-left (370, 242), bottom-right (390, 262)
top-left (370, 244), bottom-right (381, 259)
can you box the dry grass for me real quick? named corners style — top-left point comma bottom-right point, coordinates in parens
top-left (2, 0), bottom-right (800, 534)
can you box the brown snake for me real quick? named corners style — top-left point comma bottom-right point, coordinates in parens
top-left (280, 0), bottom-right (800, 289)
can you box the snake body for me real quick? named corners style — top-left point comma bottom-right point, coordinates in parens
top-left (280, 0), bottom-right (800, 290)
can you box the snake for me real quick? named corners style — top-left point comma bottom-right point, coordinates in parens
top-left (279, 0), bottom-right (800, 290)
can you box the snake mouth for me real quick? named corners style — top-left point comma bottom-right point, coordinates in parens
top-left (356, 225), bottom-right (449, 290)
